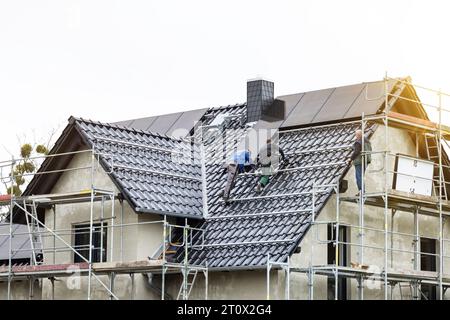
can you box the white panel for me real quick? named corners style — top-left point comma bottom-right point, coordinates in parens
top-left (394, 155), bottom-right (434, 196)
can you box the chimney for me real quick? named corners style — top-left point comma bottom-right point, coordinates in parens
top-left (246, 78), bottom-right (275, 122)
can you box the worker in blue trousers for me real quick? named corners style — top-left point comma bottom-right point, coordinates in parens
top-left (349, 129), bottom-right (372, 196)
top-left (221, 149), bottom-right (254, 202)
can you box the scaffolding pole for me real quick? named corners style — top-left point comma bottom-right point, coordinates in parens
top-left (334, 180), bottom-right (340, 300)
top-left (0, 145), bottom-right (211, 301)
top-left (303, 74), bottom-right (450, 300)
top-left (87, 148), bottom-right (95, 300)
top-left (383, 74), bottom-right (390, 300)
top-left (7, 158), bottom-right (13, 300)
top-left (266, 254), bottom-right (291, 300)
top-left (438, 89), bottom-right (444, 300)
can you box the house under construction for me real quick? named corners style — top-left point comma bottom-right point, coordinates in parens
top-left (1, 75), bottom-right (450, 300)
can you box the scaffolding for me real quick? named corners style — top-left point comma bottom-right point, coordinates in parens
top-left (2, 75), bottom-right (450, 300)
top-left (0, 146), bottom-right (208, 300)
top-left (265, 75), bottom-right (450, 300)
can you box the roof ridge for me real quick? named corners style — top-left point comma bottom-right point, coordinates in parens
top-left (209, 102), bottom-right (246, 111)
top-left (70, 116), bottom-right (192, 143)
top-left (276, 76), bottom-right (409, 98)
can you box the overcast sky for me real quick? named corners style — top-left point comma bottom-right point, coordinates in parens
top-left (1, 0), bottom-right (450, 162)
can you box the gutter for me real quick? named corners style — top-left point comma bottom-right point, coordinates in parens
top-left (135, 207), bottom-right (204, 220)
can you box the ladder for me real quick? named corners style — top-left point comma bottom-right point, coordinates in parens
top-left (424, 134), bottom-right (448, 200)
top-left (177, 268), bottom-right (198, 300)
top-left (23, 200), bottom-right (43, 265)
top-left (157, 242), bottom-right (181, 263)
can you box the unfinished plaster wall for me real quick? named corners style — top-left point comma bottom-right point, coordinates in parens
top-left (0, 280), bottom-right (41, 300)
top-left (165, 270), bottom-right (282, 300)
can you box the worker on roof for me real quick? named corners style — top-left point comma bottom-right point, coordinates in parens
top-left (231, 149), bottom-right (253, 173)
top-left (349, 129), bottom-right (372, 196)
top-left (256, 138), bottom-right (287, 192)
top-left (221, 149), bottom-right (254, 202)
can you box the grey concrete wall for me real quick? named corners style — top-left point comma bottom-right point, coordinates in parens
top-left (0, 279), bottom-right (41, 300)
top-left (165, 270), bottom-right (281, 300)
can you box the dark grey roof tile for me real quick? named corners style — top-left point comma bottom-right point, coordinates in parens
top-left (180, 107), bottom-right (375, 268)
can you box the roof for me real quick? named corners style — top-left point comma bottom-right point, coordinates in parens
top-left (113, 108), bottom-right (208, 139)
top-left (253, 79), bottom-right (397, 131)
top-left (0, 223), bottom-right (40, 261)
top-left (22, 77), bottom-right (431, 270)
top-left (21, 116), bottom-right (204, 221)
top-left (179, 112), bottom-right (375, 268)
top-left (76, 118), bottom-right (205, 219)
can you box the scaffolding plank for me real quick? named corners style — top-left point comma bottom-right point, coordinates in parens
top-left (93, 259), bottom-right (164, 274)
top-left (0, 260), bottom-right (179, 280)
top-left (0, 190), bottom-right (117, 207)
top-left (341, 189), bottom-right (450, 217)
top-left (292, 265), bottom-right (450, 286)
top-left (368, 111), bottom-right (450, 139)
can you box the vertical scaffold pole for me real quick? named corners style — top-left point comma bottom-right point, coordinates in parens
top-left (205, 261), bottom-right (209, 300)
top-left (120, 199), bottom-right (124, 262)
top-left (110, 193), bottom-right (115, 262)
top-left (359, 113), bottom-right (366, 300)
top-left (383, 74), bottom-right (389, 300)
top-left (438, 90), bottom-right (443, 300)
top-left (335, 181), bottom-right (340, 300)
top-left (308, 181), bottom-right (316, 300)
top-left (52, 206), bottom-right (56, 264)
top-left (7, 158), bottom-right (14, 300)
top-left (161, 215), bottom-right (167, 300)
top-left (100, 196), bottom-right (105, 262)
top-left (285, 256), bottom-right (290, 300)
top-left (266, 254), bottom-right (270, 300)
top-left (200, 144), bottom-right (209, 218)
top-left (183, 218), bottom-right (189, 300)
top-left (413, 206), bottom-right (419, 300)
top-left (87, 148), bottom-right (95, 300)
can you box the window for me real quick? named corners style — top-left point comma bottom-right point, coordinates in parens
top-left (420, 237), bottom-right (437, 300)
top-left (327, 224), bottom-right (349, 300)
top-left (74, 223), bottom-right (107, 263)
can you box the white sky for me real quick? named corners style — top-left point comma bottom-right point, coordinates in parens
top-left (1, 0), bottom-right (450, 162)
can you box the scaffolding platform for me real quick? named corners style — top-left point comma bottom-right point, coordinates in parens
top-left (366, 111), bottom-right (450, 139)
top-left (341, 189), bottom-right (450, 217)
top-left (0, 259), bottom-right (206, 281)
top-left (294, 265), bottom-right (450, 287)
top-left (0, 189), bottom-right (117, 207)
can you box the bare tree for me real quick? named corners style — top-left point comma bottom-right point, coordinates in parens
top-left (0, 127), bottom-right (59, 221)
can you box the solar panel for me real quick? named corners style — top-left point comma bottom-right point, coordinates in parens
top-left (280, 88), bottom-right (335, 128)
top-left (166, 108), bottom-right (208, 138)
